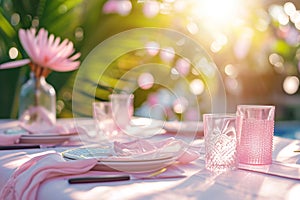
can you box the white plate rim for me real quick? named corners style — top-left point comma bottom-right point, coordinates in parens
top-left (19, 134), bottom-right (74, 144)
top-left (62, 148), bottom-right (176, 163)
top-left (94, 156), bottom-right (177, 173)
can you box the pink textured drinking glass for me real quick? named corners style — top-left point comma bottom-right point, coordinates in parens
top-left (203, 114), bottom-right (241, 172)
top-left (237, 105), bottom-right (275, 165)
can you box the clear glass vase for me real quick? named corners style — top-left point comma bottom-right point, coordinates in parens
top-left (18, 72), bottom-right (56, 125)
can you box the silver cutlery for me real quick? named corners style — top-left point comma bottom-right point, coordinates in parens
top-left (68, 174), bottom-right (186, 184)
top-left (68, 168), bottom-right (186, 184)
top-left (0, 144), bottom-right (40, 150)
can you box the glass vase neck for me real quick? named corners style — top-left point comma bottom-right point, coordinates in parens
top-left (18, 72), bottom-right (56, 125)
top-left (30, 72), bottom-right (47, 84)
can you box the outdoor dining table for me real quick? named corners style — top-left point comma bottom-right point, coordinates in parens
top-left (0, 118), bottom-right (299, 200)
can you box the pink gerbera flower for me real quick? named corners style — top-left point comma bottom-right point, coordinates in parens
top-left (0, 28), bottom-right (81, 73)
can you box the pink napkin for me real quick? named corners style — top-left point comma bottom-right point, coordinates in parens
top-left (0, 134), bottom-right (21, 145)
top-left (0, 152), bottom-right (97, 200)
top-left (114, 137), bottom-right (200, 164)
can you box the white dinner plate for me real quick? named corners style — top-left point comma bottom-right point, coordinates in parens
top-left (19, 133), bottom-right (77, 144)
top-left (62, 147), bottom-right (177, 173)
top-left (94, 156), bottom-right (176, 173)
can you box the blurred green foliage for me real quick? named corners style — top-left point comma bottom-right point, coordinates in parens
top-left (0, 0), bottom-right (192, 119)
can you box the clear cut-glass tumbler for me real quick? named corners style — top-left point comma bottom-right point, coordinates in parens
top-left (203, 114), bottom-right (241, 172)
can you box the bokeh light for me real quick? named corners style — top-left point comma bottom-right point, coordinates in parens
top-left (189, 79), bottom-right (205, 95)
top-left (175, 58), bottom-right (190, 76)
top-left (224, 64), bottom-right (238, 78)
top-left (58, 4), bottom-right (68, 14)
top-left (8, 47), bottom-right (18, 59)
top-left (32, 18), bottom-right (39, 27)
top-left (191, 0), bottom-right (243, 30)
top-left (103, 0), bottom-right (132, 16)
top-left (75, 27), bottom-right (84, 41)
top-left (283, 76), bottom-right (299, 94)
top-left (269, 5), bottom-right (289, 25)
top-left (138, 72), bottom-right (154, 90)
top-left (10, 13), bottom-right (20, 26)
top-left (284, 2), bottom-right (296, 16)
top-left (159, 47), bottom-right (175, 62)
top-left (145, 41), bottom-right (160, 56)
top-left (225, 77), bottom-right (241, 95)
top-left (196, 58), bottom-right (216, 78)
top-left (143, 0), bottom-right (160, 18)
top-left (186, 22), bottom-right (199, 35)
top-left (211, 33), bottom-right (228, 53)
top-left (173, 97), bottom-right (188, 114)
top-left (269, 53), bottom-right (285, 74)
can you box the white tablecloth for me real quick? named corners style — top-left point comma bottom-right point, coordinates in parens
top-left (0, 119), bottom-right (299, 200)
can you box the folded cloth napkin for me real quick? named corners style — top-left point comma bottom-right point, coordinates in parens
top-left (114, 137), bottom-right (200, 164)
top-left (0, 134), bottom-right (21, 145)
top-left (0, 152), bottom-right (97, 200)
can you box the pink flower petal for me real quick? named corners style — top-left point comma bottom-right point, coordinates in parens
top-left (51, 61), bottom-right (80, 71)
top-left (48, 34), bottom-right (55, 47)
top-left (69, 52), bottom-right (81, 61)
top-left (0, 59), bottom-right (30, 69)
top-left (46, 49), bottom-right (75, 67)
top-left (45, 42), bottom-right (76, 67)
top-left (55, 39), bottom-right (70, 53)
top-left (54, 42), bottom-right (75, 59)
top-left (46, 55), bottom-right (66, 68)
top-left (25, 29), bottom-right (39, 60)
top-left (52, 37), bottom-right (61, 50)
top-left (19, 29), bottom-right (34, 59)
top-left (37, 28), bottom-right (49, 61)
